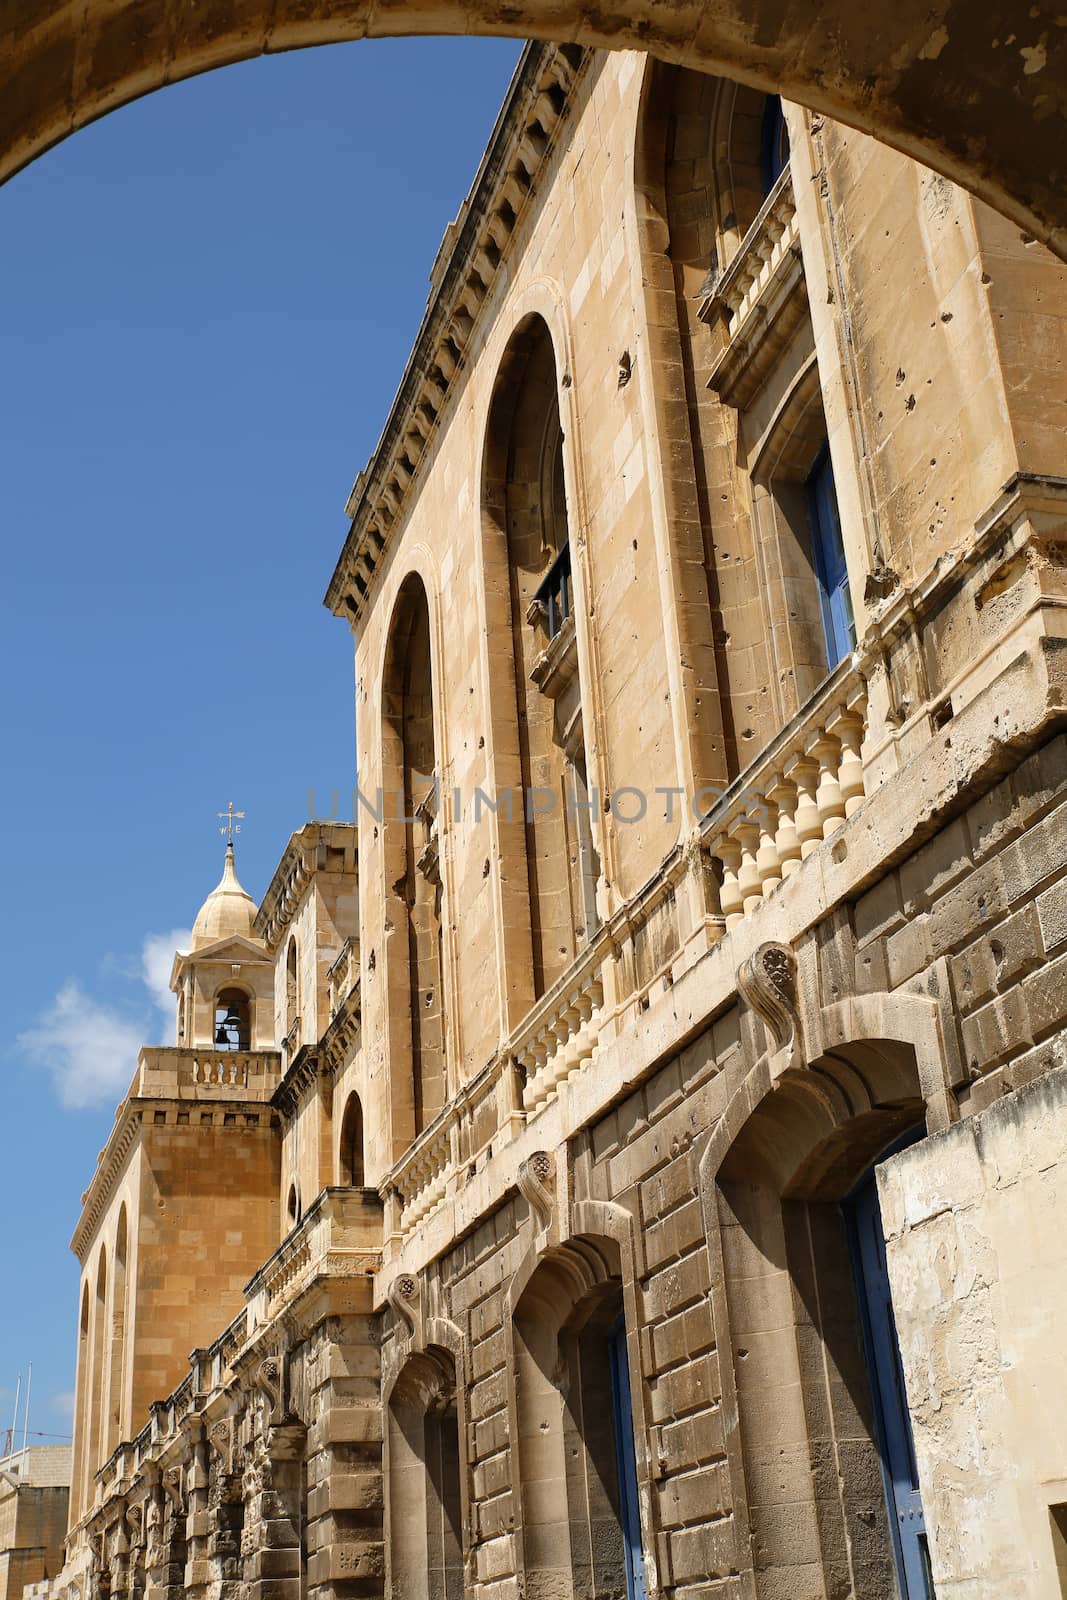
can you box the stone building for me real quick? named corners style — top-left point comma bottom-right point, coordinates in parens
top-left (54, 40), bottom-right (1067, 1600)
top-left (0, 1447), bottom-right (71, 1600)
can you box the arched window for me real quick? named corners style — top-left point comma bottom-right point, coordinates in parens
top-left (106, 1207), bottom-right (128, 1456)
top-left (761, 94), bottom-right (790, 193)
top-left (213, 987), bottom-right (251, 1051)
top-left (286, 938), bottom-right (299, 1035)
top-left (748, 363), bottom-right (856, 701)
top-left (513, 1244), bottom-right (646, 1600)
top-left (483, 314), bottom-right (600, 1002)
top-left (387, 1350), bottom-right (463, 1600)
top-left (339, 1093), bottom-right (365, 1187)
top-left (381, 574), bottom-right (445, 1143)
top-left (287, 1184), bottom-right (300, 1229)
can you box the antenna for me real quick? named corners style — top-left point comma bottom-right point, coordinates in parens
top-left (6, 1373), bottom-right (20, 1461)
top-left (21, 1364), bottom-right (31, 1457)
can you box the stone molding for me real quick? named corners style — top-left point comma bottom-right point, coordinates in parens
top-left (325, 43), bottom-right (590, 628)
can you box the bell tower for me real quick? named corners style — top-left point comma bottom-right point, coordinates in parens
top-left (170, 839), bottom-right (275, 1050)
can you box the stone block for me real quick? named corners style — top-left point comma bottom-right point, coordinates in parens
top-left (900, 815), bottom-right (973, 911)
top-left (1037, 875), bottom-right (1067, 953)
top-left (1021, 950), bottom-right (1067, 1042)
top-left (961, 985), bottom-right (1032, 1073)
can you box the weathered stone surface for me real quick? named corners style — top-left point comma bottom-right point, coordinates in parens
top-left (41, 39), bottom-right (1067, 1600)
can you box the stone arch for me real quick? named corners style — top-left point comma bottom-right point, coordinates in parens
top-left (380, 570), bottom-right (446, 1151)
top-left (385, 1346), bottom-right (464, 1600)
top-left (106, 1206), bottom-right (129, 1456)
top-left (697, 1030), bottom-right (937, 1597)
top-left (285, 937), bottom-right (299, 1036)
top-left (213, 983), bottom-right (252, 1051)
top-left (72, 1281), bottom-right (91, 1522)
top-left (481, 307), bottom-right (602, 1002)
top-left (88, 1246), bottom-right (108, 1486)
top-left (508, 1233), bottom-right (649, 1600)
top-left (338, 1089), bottom-right (366, 1186)
top-left (1, 4), bottom-right (1065, 267)
top-left (633, 57), bottom-right (766, 782)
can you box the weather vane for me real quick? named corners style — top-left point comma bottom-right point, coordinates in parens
top-left (218, 801), bottom-right (245, 841)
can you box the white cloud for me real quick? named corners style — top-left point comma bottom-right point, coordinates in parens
top-left (18, 927), bottom-right (191, 1108)
top-left (141, 928), bottom-right (191, 1039)
top-left (18, 983), bottom-right (144, 1109)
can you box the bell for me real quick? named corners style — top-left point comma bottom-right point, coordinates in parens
top-left (215, 1003), bottom-right (243, 1047)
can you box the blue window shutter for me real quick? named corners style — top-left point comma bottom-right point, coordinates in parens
top-left (846, 1159), bottom-right (936, 1598)
top-left (806, 442), bottom-right (856, 668)
top-left (608, 1315), bottom-right (648, 1600)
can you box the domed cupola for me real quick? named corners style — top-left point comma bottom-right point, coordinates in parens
top-left (191, 841), bottom-right (257, 949)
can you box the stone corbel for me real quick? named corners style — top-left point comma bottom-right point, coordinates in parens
top-left (206, 1416), bottom-right (235, 1478)
top-left (124, 1500), bottom-right (144, 1543)
top-left (737, 941), bottom-right (801, 1073)
top-left (387, 1272), bottom-right (421, 1342)
top-left (254, 1353), bottom-right (285, 1434)
top-left (517, 1150), bottom-right (557, 1245)
top-left (161, 1466), bottom-right (185, 1514)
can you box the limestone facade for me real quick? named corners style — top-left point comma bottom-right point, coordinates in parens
top-left (53, 42), bottom-right (1067, 1600)
top-left (0, 1448), bottom-right (71, 1600)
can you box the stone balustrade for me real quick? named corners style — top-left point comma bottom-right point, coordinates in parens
top-left (714, 164), bottom-right (798, 334)
top-left (392, 1117), bottom-right (455, 1233)
top-left (703, 663), bottom-right (869, 928)
top-left (513, 941), bottom-right (607, 1115)
top-left (327, 938), bottom-right (359, 1020)
top-left (136, 1047), bottom-right (281, 1101)
top-left (246, 1188), bottom-right (382, 1327)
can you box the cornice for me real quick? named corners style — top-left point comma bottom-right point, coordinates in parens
top-left (272, 1045), bottom-right (321, 1120)
top-left (324, 41), bottom-right (591, 628)
top-left (254, 822), bottom-right (358, 951)
top-left (71, 1104), bottom-right (142, 1262)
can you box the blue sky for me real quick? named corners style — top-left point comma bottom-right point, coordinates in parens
top-left (0, 35), bottom-right (522, 1448)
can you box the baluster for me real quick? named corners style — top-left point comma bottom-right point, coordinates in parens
top-left (810, 729), bottom-right (846, 836)
top-left (834, 706), bottom-right (867, 816)
top-left (753, 796), bottom-right (782, 897)
top-left (736, 818), bottom-right (762, 916)
top-left (768, 776), bottom-right (801, 879)
top-left (716, 834), bottom-right (743, 927)
top-left (787, 753), bottom-right (823, 858)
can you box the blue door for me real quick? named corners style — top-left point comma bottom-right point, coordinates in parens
top-left (608, 1315), bottom-right (648, 1600)
top-left (846, 1163), bottom-right (936, 1598)
top-left (807, 443), bottom-right (856, 668)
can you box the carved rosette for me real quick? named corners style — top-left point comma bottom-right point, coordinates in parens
top-left (737, 941), bottom-right (799, 1056)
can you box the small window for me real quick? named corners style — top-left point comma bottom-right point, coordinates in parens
top-left (287, 1185), bottom-right (300, 1228)
top-left (285, 938), bottom-right (299, 1033)
top-left (806, 443), bottom-right (856, 668)
top-left (761, 96), bottom-right (790, 193)
top-left (340, 1093), bottom-right (366, 1187)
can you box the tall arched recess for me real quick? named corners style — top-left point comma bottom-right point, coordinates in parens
top-left (381, 572), bottom-right (446, 1149)
top-left (106, 1206), bottom-right (129, 1456)
top-left (482, 312), bottom-right (600, 1004)
top-left (635, 62), bottom-right (783, 778)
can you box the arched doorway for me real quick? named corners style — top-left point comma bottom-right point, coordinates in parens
top-left (705, 1038), bottom-right (933, 1597)
top-left (386, 1348), bottom-right (464, 1600)
top-left (512, 1239), bottom-right (647, 1600)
